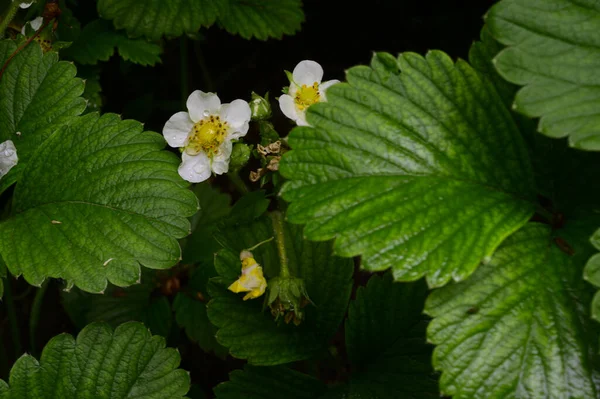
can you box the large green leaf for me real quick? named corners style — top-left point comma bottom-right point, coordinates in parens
top-left (173, 264), bottom-right (227, 357)
top-left (342, 274), bottom-right (438, 398)
top-left (426, 223), bottom-right (599, 398)
top-left (180, 182), bottom-right (231, 264)
top-left (279, 51), bottom-right (535, 287)
top-left (487, 0), bottom-right (600, 150)
top-left (207, 215), bottom-right (353, 365)
top-left (0, 40), bottom-right (86, 193)
top-left (97, 0), bottom-right (227, 40)
top-left (62, 19), bottom-right (162, 66)
top-left (0, 322), bottom-right (190, 398)
top-left (0, 113), bottom-right (198, 292)
top-left (62, 269), bottom-right (172, 337)
top-left (218, 0), bottom-right (304, 40)
top-left (214, 365), bottom-right (326, 399)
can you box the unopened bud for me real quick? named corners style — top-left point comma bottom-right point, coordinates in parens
top-left (250, 92), bottom-right (272, 121)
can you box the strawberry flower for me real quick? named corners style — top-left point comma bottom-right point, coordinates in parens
top-left (278, 60), bottom-right (339, 126)
top-left (163, 90), bottom-right (251, 183)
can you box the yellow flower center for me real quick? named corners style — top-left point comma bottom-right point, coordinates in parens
top-left (294, 82), bottom-right (320, 111)
top-left (185, 115), bottom-right (228, 156)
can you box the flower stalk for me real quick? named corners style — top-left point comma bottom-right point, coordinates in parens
top-left (270, 211), bottom-right (290, 278)
top-left (0, 1), bottom-right (21, 39)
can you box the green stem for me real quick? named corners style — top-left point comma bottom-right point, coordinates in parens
top-left (29, 280), bottom-right (49, 357)
top-left (3, 277), bottom-right (22, 358)
top-left (228, 172), bottom-right (249, 195)
top-left (246, 236), bottom-right (274, 252)
top-left (179, 36), bottom-right (189, 109)
top-left (270, 211), bottom-right (290, 278)
top-left (0, 1), bottom-right (21, 39)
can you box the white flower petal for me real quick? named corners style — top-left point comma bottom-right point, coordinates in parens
top-left (227, 121), bottom-right (249, 141)
top-left (211, 140), bottom-right (233, 175)
top-left (296, 112), bottom-right (310, 126)
top-left (179, 152), bottom-right (211, 183)
top-left (319, 79), bottom-right (340, 101)
top-left (30, 16), bottom-right (43, 30)
top-left (279, 94), bottom-right (299, 123)
top-left (0, 140), bottom-right (18, 179)
top-left (220, 99), bottom-right (251, 129)
top-left (186, 90), bottom-right (220, 123)
top-left (293, 60), bottom-right (324, 86)
top-left (288, 82), bottom-right (299, 97)
top-left (163, 111), bottom-right (193, 148)
top-left (18, 1), bottom-right (34, 9)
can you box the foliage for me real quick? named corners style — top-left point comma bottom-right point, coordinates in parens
top-left (0, 322), bottom-right (190, 398)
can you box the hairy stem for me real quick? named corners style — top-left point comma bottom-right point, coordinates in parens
top-left (228, 172), bottom-right (249, 195)
top-left (29, 280), bottom-right (49, 357)
top-left (4, 277), bottom-right (22, 358)
top-left (270, 211), bottom-right (290, 278)
top-left (0, 1), bottom-right (20, 39)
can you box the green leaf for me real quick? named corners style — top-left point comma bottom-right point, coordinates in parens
top-left (77, 66), bottom-right (103, 113)
top-left (426, 223), bottom-right (599, 398)
top-left (208, 215), bottom-right (353, 365)
top-left (173, 264), bottom-right (227, 357)
top-left (486, 0), bottom-right (600, 150)
top-left (218, 0), bottom-right (304, 40)
top-left (279, 51), bottom-right (535, 287)
top-left (214, 365), bottom-right (326, 399)
top-left (342, 274), bottom-right (438, 398)
top-left (220, 190), bottom-right (269, 229)
top-left (181, 182), bottom-right (231, 264)
top-left (0, 113), bottom-right (198, 292)
top-left (0, 40), bottom-right (86, 194)
top-left (97, 0), bottom-right (227, 40)
top-left (0, 322), bottom-right (190, 398)
top-left (62, 269), bottom-right (172, 337)
top-left (62, 19), bottom-right (162, 66)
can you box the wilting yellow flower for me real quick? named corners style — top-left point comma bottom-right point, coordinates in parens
top-left (228, 250), bottom-right (267, 300)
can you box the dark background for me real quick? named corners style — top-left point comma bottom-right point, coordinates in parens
top-left (100, 0), bottom-right (497, 134)
top-left (1, 0), bottom-right (497, 394)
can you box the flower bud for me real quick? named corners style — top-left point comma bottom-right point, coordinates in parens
top-left (229, 143), bottom-right (251, 173)
top-left (250, 92), bottom-right (272, 121)
top-left (267, 276), bottom-right (312, 326)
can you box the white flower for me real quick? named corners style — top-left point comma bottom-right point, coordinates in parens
top-left (21, 16), bottom-right (43, 35)
top-left (14, 0), bottom-right (35, 9)
top-left (0, 140), bottom-right (18, 179)
top-left (163, 90), bottom-right (251, 183)
top-left (278, 60), bottom-right (339, 126)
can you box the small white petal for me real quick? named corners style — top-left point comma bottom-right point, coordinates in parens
top-left (319, 79), bottom-right (340, 101)
top-left (293, 60), bottom-right (324, 86)
top-left (288, 82), bottom-right (299, 97)
top-left (186, 90), bottom-right (220, 123)
top-left (279, 94), bottom-right (299, 122)
top-left (211, 141), bottom-right (232, 175)
top-left (163, 112), bottom-right (193, 148)
top-left (220, 99), bottom-right (251, 129)
top-left (179, 152), bottom-right (211, 183)
top-left (30, 16), bottom-right (43, 30)
top-left (296, 112), bottom-right (310, 126)
top-left (0, 140), bottom-right (18, 179)
top-left (227, 121), bottom-right (249, 141)
top-left (18, 1), bottom-right (34, 9)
